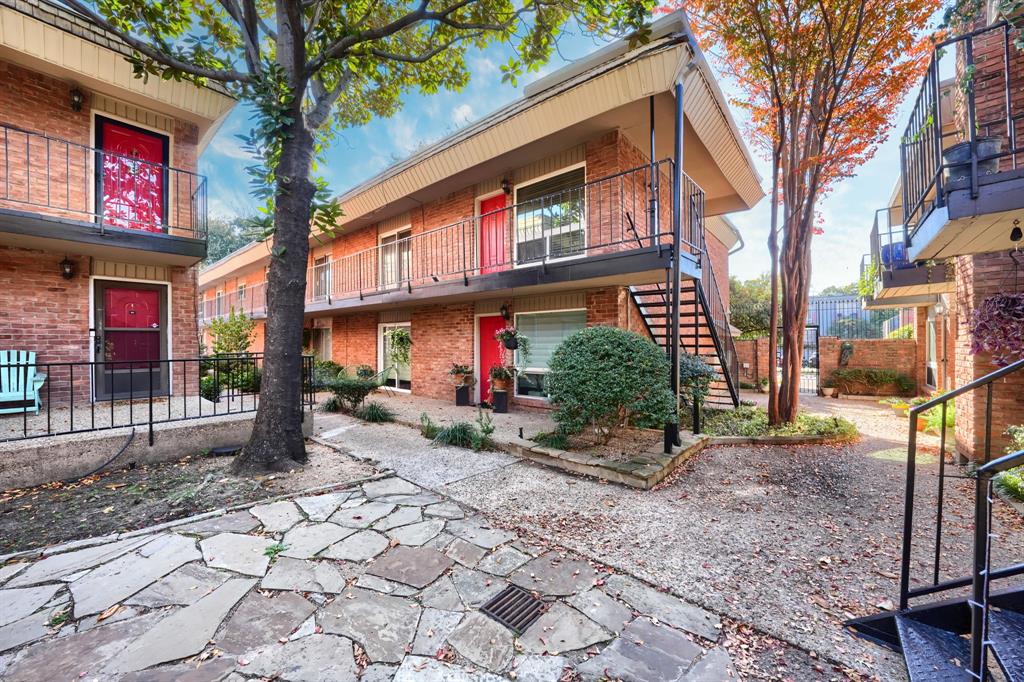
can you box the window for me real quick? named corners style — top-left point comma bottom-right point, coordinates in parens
top-left (514, 310), bottom-right (586, 397)
top-left (215, 291), bottom-right (224, 316)
top-left (515, 167), bottom-right (586, 265)
top-left (380, 229), bottom-right (412, 289)
top-left (379, 323), bottom-right (411, 391)
top-left (312, 256), bottom-right (331, 300)
top-left (309, 327), bottom-right (331, 362)
top-left (926, 308), bottom-right (938, 388)
top-left (237, 284), bottom-right (246, 303)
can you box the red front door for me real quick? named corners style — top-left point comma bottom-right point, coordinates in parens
top-left (478, 315), bottom-right (507, 403)
top-left (98, 118), bottom-right (167, 232)
top-left (95, 281), bottom-right (167, 399)
top-left (479, 194), bottom-right (508, 274)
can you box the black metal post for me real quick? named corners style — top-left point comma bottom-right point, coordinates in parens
top-left (649, 95), bottom-right (658, 239)
top-left (899, 410), bottom-right (919, 610)
top-left (664, 76), bottom-right (684, 454)
top-left (969, 471), bottom-right (991, 680)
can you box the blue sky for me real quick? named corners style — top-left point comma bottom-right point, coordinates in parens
top-left (199, 29), bottom-right (915, 294)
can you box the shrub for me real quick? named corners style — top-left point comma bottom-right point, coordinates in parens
top-left (923, 402), bottom-right (954, 434)
top-left (829, 368), bottom-right (913, 395)
top-left (433, 421), bottom-right (476, 448)
top-left (230, 366), bottom-right (262, 394)
top-left (199, 375), bottom-right (221, 402)
top-left (703, 405), bottom-right (858, 441)
top-left (312, 360), bottom-right (346, 390)
top-left (994, 425), bottom-right (1024, 503)
top-left (319, 394), bottom-right (344, 412)
top-left (678, 354), bottom-right (717, 411)
top-left (354, 401), bottom-right (395, 423)
top-left (887, 324), bottom-right (914, 340)
top-left (327, 378), bottom-right (377, 412)
top-left (533, 430), bottom-right (570, 450)
top-left (470, 410), bottom-right (496, 451)
top-left (546, 326), bottom-right (675, 442)
top-left (208, 309), bottom-right (256, 356)
top-left (419, 413), bottom-right (440, 439)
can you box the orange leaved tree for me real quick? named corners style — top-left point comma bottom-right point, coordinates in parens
top-left (669, 0), bottom-right (938, 422)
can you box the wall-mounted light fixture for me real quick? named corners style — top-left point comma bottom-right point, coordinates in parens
top-left (501, 178), bottom-right (512, 195)
top-left (60, 257), bottom-right (75, 280)
top-left (1011, 219), bottom-right (1022, 243)
top-left (69, 87), bottom-right (84, 112)
top-left (500, 303), bottom-right (511, 320)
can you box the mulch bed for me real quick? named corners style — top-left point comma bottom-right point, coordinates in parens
top-left (565, 427), bottom-right (665, 462)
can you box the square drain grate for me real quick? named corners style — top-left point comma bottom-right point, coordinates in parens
top-left (480, 585), bottom-right (547, 634)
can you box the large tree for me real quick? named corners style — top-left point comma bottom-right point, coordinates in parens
top-left (63, 0), bottom-right (654, 472)
top-left (677, 0), bottom-right (938, 422)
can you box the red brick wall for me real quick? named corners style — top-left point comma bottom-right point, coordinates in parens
top-left (953, 252), bottom-right (1024, 458)
top-left (735, 337), bottom-right (770, 384)
top-left (329, 313), bottom-right (377, 372)
top-left (819, 336), bottom-right (919, 395)
top-left (410, 304), bottom-right (474, 401)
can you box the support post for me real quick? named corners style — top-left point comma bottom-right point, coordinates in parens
top-left (664, 77), bottom-right (684, 454)
top-left (649, 96), bottom-right (659, 239)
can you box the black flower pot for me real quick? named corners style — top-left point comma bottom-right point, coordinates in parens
top-left (503, 337), bottom-right (518, 350)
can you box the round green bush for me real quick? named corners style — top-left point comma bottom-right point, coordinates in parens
top-left (546, 326), bottom-right (675, 440)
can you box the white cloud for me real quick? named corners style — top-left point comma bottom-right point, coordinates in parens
top-left (209, 135), bottom-right (256, 162)
top-left (451, 103), bottom-right (474, 126)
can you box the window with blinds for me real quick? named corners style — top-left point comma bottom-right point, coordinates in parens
top-left (514, 309), bottom-right (586, 397)
top-left (515, 167), bottom-right (586, 264)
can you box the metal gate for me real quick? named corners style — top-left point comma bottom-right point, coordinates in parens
top-left (777, 325), bottom-right (820, 394)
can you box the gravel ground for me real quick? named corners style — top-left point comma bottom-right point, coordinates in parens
top-left (317, 395), bottom-right (1024, 680)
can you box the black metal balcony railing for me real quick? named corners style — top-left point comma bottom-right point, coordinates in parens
top-left (901, 20), bottom-right (1023, 235)
top-left (0, 123), bottom-right (208, 239)
top-left (201, 283), bottom-right (267, 323)
top-left (304, 161), bottom-right (703, 303)
top-left (0, 354), bottom-right (314, 445)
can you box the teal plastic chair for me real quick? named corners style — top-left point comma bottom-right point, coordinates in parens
top-left (0, 351), bottom-right (47, 415)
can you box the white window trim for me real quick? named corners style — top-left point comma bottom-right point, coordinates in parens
top-left (512, 308), bottom-right (586, 400)
top-left (378, 226), bottom-right (413, 290)
top-left (377, 321), bottom-right (412, 393)
top-left (512, 162), bottom-right (587, 269)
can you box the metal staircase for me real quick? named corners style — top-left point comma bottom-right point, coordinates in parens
top-left (629, 251), bottom-right (739, 410)
top-left (847, 358), bottom-right (1024, 681)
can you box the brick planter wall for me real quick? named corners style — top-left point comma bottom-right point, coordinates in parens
top-left (819, 337), bottom-right (919, 395)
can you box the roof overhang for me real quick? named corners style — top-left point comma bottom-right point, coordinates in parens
top-left (0, 0), bottom-right (236, 152)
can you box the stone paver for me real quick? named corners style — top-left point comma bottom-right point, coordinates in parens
top-left (0, 584), bottom-right (61, 627)
top-left (176, 511), bottom-right (261, 535)
top-left (445, 538), bottom-right (487, 567)
top-left (510, 553), bottom-right (595, 597)
top-left (125, 562), bottom-right (229, 608)
top-left (0, 562), bottom-right (27, 586)
top-left (71, 534), bottom-right (200, 617)
top-left (451, 566), bottom-right (506, 608)
top-left (250, 501), bottom-right (304, 533)
top-left (105, 578), bottom-right (254, 672)
top-left (322, 529), bottom-right (390, 562)
top-left (363, 478), bottom-right (422, 498)
top-left (604, 573), bottom-right (720, 641)
top-left (477, 545), bottom-right (530, 576)
top-left (373, 505), bottom-right (422, 530)
top-left (576, 617), bottom-right (703, 682)
top-left (7, 535), bottom-right (152, 587)
top-left (446, 611), bottom-right (514, 672)
top-left (388, 518), bottom-right (445, 546)
top-left (0, 613), bottom-right (52, 654)
top-left (514, 655), bottom-right (570, 682)
top-left (424, 501), bottom-right (465, 520)
top-left (447, 519), bottom-right (515, 549)
top-left (367, 545), bottom-right (453, 588)
top-left (117, 657), bottom-right (236, 682)
top-left (217, 590), bottom-right (316, 654)
top-left (319, 587), bottom-right (420, 663)
top-left (518, 602), bottom-right (611, 655)
top-left (392, 656), bottom-right (505, 681)
top-left (280, 522), bottom-right (354, 559)
top-left (682, 647), bottom-right (737, 681)
top-left (261, 557), bottom-right (351, 593)
top-left (295, 491), bottom-right (353, 522)
top-left (411, 607), bottom-right (463, 656)
top-left (241, 634), bottom-right (359, 681)
top-left (330, 501), bottom-right (397, 528)
top-left (418, 575), bottom-right (465, 611)
top-left (568, 588), bottom-right (632, 634)
top-left (200, 533), bottom-right (275, 577)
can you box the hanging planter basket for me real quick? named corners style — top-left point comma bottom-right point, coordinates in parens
top-left (503, 336), bottom-right (518, 350)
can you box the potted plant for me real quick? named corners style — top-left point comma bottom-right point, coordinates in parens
top-left (489, 365), bottom-right (514, 392)
top-left (943, 137), bottom-right (1004, 184)
top-left (969, 293), bottom-right (1024, 367)
top-left (448, 363), bottom-right (473, 387)
top-left (820, 377), bottom-right (837, 398)
top-left (758, 377), bottom-right (769, 393)
top-left (494, 325), bottom-right (530, 360)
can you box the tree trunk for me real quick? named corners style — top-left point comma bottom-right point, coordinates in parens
top-left (766, 148), bottom-right (781, 425)
top-left (777, 192), bottom-right (813, 423)
top-left (231, 123), bottom-right (316, 474)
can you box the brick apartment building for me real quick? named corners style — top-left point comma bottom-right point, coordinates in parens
top-left (199, 13), bottom-right (762, 411)
top-left (0, 0), bottom-right (235, 401)
top-left (858, 6), bottom-right (1024, 458)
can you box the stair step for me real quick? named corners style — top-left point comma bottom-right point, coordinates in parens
top-left (895, 616), bottom-right (972, 681)
top-left (991, 607), bottom-right (1024, 681)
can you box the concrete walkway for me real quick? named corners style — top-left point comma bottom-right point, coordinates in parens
top-left (0, 474), bottom-right (734, 681)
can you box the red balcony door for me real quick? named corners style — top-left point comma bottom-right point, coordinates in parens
top-left (94, 281), bottom-right (168, 400)
top-left (477, 314), bottom-right (506, 404)
top-left (96, 117), bottom-right (168, 232)
top-left (479, 194), bottom-right (508, 274)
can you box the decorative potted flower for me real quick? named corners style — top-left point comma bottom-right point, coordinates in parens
top-left (494, 325), bottom-right (530, 359)
top-left (758, 377), bottom-right (769, 393)
top-left (820, 377), bottom-right (837, 398)
top-left (969, 293), bottom-right (1024, 367)
top-left (489, 364), bottom-right (514, 392)
top-left (448, 363), bottom-right (473, 387)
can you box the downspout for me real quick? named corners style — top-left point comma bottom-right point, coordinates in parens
top-left (665, 69), bottom-right (685, 454)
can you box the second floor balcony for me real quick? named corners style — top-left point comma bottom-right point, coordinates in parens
top-left (900, 19), bottom-right (1024, 261)
top-left (301, 161), bottom-right (706, 312)
top-left (0, 124), bottom-right (208, 266)
top-left (860, 205), bottom-right (953, 310)
top-left (200, 282), bottom-right (267, 324)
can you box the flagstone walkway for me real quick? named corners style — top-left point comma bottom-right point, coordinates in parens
top-left (0, 475), bottom-right (734, 681)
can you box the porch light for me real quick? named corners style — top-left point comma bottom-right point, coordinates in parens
top-left (500, 304), bottom-right (511, 320)
top-left (69, 87), bottom-right (84, 112)
top-left (59, 257), bottom-right (75, 280)
top-left (1011, 219), bottom-right (1022, 243)
top-left (501, 178), bottom-right (512, 195)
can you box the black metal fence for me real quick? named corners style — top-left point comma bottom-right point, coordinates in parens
top-left (0, 354), bottom-right (314, 444)
top-left (806, 296), bottom-right (914, 339)
top-left (901, 20), bottom-right (1023, 236)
